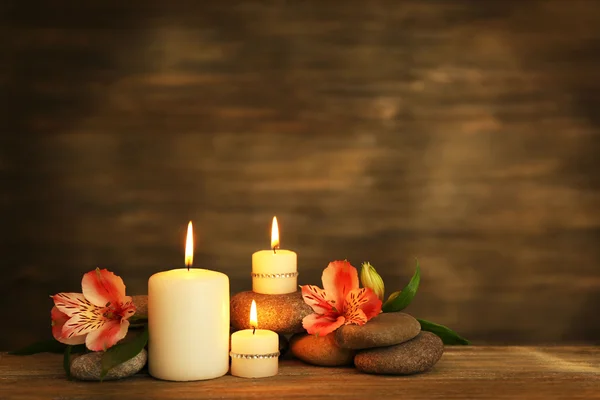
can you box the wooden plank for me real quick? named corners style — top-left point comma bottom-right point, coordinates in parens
top-left (0, 347), bottom-right (599, 399)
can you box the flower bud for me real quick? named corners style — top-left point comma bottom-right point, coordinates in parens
top-left (360, 262), bottom-right (385, 301)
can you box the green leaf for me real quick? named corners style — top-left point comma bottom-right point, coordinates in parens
top-left (417, 318), bottom-right (471, 345)
top-left (63, 345), bottom-right (73, 379)
top-left (10, 339), bottom-right (67, 355)
top-left (100, 326), bottom-right (148, 380)
top-left (61, 344), bottom-right (87, 379)
top-left (382, 258), bottom-right (420, 312)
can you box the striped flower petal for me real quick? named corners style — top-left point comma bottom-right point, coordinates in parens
top-left (85, 319), bottom-right (130, 352)
top-left (52, 293), bottom-right (93, 317)
top-left (61, 304), bottom-right (108, 340)
top-left (343, 287), bottom-right (382, 325)
top-left (51, 306), bottom-right (86, 345)
top-left (301, 285), bottom-right (335, 315)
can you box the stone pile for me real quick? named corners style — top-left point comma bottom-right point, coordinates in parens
top-left (231, 292), bottom-right (444, 375)
top-left (290, 312), bottom-right (443, 375)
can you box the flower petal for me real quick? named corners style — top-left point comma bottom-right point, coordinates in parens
top-left (344, 307), bottom-right (367, 326)
top-left (82, 268), bottom-right (126, 307)
top-left (358, 287), bottom-right (382, 320)
top-left (302, 313), bottom-right (345, 337)
top-left (61, 304), bottom-right (108, 340)
top-left (51, 306), bottom-right (86, 345)
top-left (85, 319), bottom-right (130, 351)
top-left (119, 296), bottom-right (137, 320)
top-left (322, 260), bottom-right (359, 312)
top-left (301, 285), bottom-right (335, 315)
top-left (343, 287), bottom-right (382, 324)
top-left (52, 292), bottom-right (91, 317)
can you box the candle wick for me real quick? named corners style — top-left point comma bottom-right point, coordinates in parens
top-left (253, 327), bottom-right (256, 335)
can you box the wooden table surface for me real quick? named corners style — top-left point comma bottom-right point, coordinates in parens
top-left (1, 347), bottom-right (599, 399)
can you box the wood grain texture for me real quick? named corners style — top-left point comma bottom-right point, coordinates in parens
top-left (2, 0), bottom-right (600, 349)
top-left (1, 347), bottom-right (599, 399)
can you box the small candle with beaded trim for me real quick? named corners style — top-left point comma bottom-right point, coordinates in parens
top-left (230, 300), bottom-right (279, 378)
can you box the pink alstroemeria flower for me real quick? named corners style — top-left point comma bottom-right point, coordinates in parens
top-left (301, 260), bottom-right (382, 336)
top-left (51, 268), bottom-right (136, 351)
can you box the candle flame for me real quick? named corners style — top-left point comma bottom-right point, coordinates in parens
top-left (185, 221), bottom-right (194, 268)
top-left (271, 216), bottom-right (280, 251)
top-left (250, 299), bottom-right (258, 329)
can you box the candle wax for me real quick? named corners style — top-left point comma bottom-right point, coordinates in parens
top-left (230, 329), bottom-right (279, 378)
top-left (252, 249), bottom-right (297, 294)
top-left (148, 268), bottom-right (230, 381)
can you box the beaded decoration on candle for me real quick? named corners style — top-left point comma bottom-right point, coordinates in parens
top-left (229, 352), bottom-right (280, 359)
top-left (251, 272), bottom-right (299, 279)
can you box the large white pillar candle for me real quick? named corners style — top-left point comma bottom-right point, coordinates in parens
top-left (148, 222), bottom-right (230, 381)
top-left (252, 216), bottom-right (298, 294)
top-left (230, 300), bottom-right (279, 378)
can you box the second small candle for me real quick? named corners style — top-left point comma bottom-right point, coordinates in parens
top-left (252, 216), bottom-right (298, 294)
top-left (230, 300), bottom-right (279, 378)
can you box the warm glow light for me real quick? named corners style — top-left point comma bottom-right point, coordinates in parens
top-left (271, 216), bottom-right (280, 250)
top-left (249, 299), bottom-right (258, 329)
top-left (185, 221), bottom-right (194, 267)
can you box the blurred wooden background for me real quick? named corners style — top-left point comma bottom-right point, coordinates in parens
top-left (1, 0), bottom-right (599, 349)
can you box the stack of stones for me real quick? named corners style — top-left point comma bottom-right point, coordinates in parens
top-left (230, 290), bottom-right (313, 355)
top-left (230, 292), bottom-right (444, 375)
top-left (289, 312), bottom-right (444, 375)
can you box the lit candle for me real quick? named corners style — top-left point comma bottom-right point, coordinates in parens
top-left (252, 216), bottom-right (298, 294)
top-left (230, 300), bottom-right (279, 378)
top-left (148, 221), bottom-right (230, 381)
